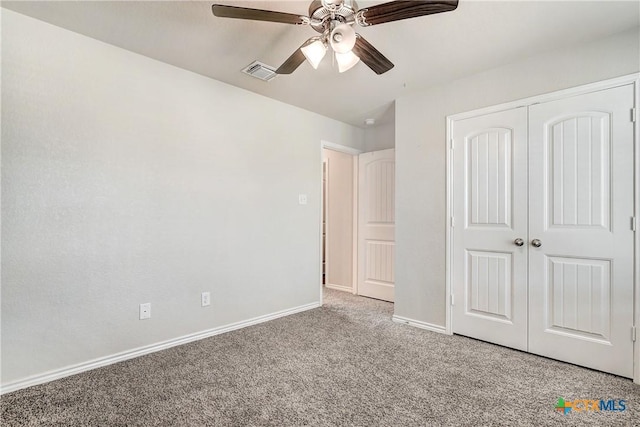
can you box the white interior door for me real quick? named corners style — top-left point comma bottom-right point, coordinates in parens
top-left (451, 83), bottom-right (636, 378)
top-left (452, 108), bottom-right (529, 350)
top-left (528, 85), bottom-right (635, 378)
top-left (358, 149), bottom-right (395, 302)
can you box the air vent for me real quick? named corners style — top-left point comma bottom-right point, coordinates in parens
top-left (241, 61), bottom-right (277, 82)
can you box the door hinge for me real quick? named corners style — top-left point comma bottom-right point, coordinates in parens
top-left (632, 326), bottom-right (637, 342)
top-left (451, 294), bottom-right (455, 306)
top-left (631, 108), bottom-right (637, 123)
top-left (450, 138), bottom-right (455, 150)
top-left (451, 216), bottom-right (455, 227)
top-left (632, 216), bottom-right (637, 231)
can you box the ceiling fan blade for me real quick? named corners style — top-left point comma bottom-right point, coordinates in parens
top-left (352, 35), bottom-right (394, 75)
top-left (357, 0), bottom-right (458, 26)
top-left (276, 40), bottom-right (314, 74)
top-left (276, 49), bottom-right (306, 74)
top-left (212, 4), bottom-right (308, 25)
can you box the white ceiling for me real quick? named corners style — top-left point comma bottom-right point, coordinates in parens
top-left (3, 0), bottom-right (639, 127)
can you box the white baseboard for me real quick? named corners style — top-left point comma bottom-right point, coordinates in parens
top-left (1, 301), bottom-right (320, 395)
top-left (325, 283), bottom-right (353, 293)
top-left (392, 315), bottom-right (449, 335)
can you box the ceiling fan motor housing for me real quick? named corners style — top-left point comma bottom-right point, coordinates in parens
top-left (321, 0), bottom-right (344, 11)
top-left (309, 0), bottom-right (358, 33)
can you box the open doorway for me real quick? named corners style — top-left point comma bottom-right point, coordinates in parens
top-left (320, 141), bottom-right (396, 303)
top-left (321, 142), bottom-right (359, 295)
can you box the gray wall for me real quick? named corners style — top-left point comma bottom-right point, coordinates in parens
top-left (394, 28), bottom-right (640, 328)
top-left (363, 103), bottom-right (395, 152)
top-left (1, 10), bottom-right (363, 386)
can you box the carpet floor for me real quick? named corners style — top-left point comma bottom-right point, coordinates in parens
top-left (1, 288), bottom-right (639, 426)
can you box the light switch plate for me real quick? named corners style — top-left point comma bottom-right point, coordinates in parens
top-left (298, 194), bottom-right (308, 205)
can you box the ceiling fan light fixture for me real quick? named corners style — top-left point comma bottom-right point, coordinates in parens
top-left (301, 39), bottom-right (327, 69)
top-left (335, 50), bottom-right (360, 73)
top-left (330, 23), bottom-right (356, 54)
top-left (212, 0), bottom-right (459, 76)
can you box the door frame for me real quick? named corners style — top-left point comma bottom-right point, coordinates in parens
top-left (320, 140), bottom-right (361, 305)
top-left (445, 73), bottom-right (640, 383)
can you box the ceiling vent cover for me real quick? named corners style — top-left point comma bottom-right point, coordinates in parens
top-left (242, 61), bottom-right (277, 82)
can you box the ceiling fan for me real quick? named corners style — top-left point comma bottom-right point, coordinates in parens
top-left (212, 0), bottom-right (459, 75)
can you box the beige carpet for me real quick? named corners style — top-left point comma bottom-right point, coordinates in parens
top-left (2, 288), bottom-right (639, 426)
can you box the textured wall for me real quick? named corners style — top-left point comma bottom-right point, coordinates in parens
top-left (364, 103), bottom-right (395, 153)
top-left (395, 28), bottom-right (640, 328)
top-left (1, 10), bottom-right (363, 386)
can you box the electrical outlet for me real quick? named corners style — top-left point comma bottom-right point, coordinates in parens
top-left (201, 292), bottom-right (211, 307)
top-left (139, 303), bottom-right (151, 320)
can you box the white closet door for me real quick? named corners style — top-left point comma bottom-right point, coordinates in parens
top-left (528, 85), bottom-right (635, 378)
top-left (452, 108), bottom-right (529, 350)
top-left (358, 149), bottom-right (395, 302)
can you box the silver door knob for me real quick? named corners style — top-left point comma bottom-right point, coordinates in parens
top-left (514, 238), bottom-right (524, 247)
top-left (531, 239), bottom-right (542, 248)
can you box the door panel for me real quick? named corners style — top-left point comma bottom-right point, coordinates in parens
top-left (545, 256), bottom-right (611, 342)
top-left (547, 113), bottom-right (610, 229)
top-left (358, 149), bottom-right (395, 302)
top-left (466, 250), bottom-right (512, 321)
top-left (467, 128), bottom-right (513, 227)
top-left (452, 108), bottom-right (528, 351)
top-left (528, 85), bottom-right (635, 378)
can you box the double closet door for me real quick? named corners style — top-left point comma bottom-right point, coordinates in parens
top-left (451, 84), bottom-right (635, 378)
